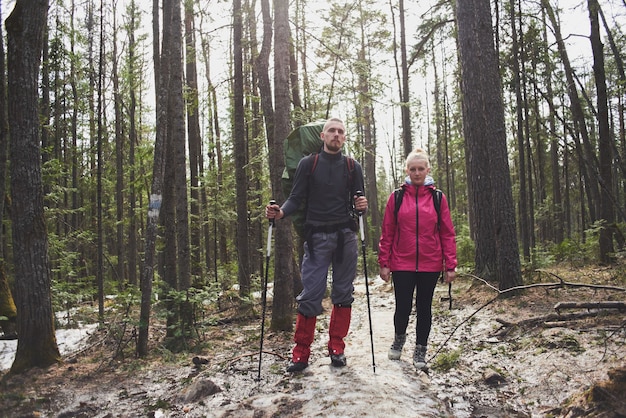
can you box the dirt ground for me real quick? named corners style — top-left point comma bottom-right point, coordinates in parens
top-left (1, 265), bottom-right (625, 418)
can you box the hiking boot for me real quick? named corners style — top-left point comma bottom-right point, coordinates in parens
top-left (388, 333), bottom-right (407, 360)
top-left (413, 344), bottom-right (427, 370)
top-left (286, 361), bottom-right (309, 373)
top-left (330, 353), bottom-right (347, 367)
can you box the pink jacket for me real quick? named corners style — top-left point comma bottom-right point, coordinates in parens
top-left (378, 183), bottom-right (457, 272)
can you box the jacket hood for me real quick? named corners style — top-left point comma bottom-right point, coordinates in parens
top-left (404, 174), bottom-right (436, 186)
top-left (402, 175), bottom-right (436, 195)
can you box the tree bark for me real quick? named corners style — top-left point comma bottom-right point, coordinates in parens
top-left (6, 0), bottom-right (61, 372)
top-left (112, 9), bottom-right (126, 289)
top-left (127, 1), bottom-right (139, 287)
top-left (588, 0), bottom-right (615, 263)
top-left (456, 0), bottom-right (497, 281)
top-left (272, 0), bottom-right (296, 331)
top-left (398, 0), bottom-right (412, 157)
top-left (138, 0), bottom-right (172, 357)
top-left (456, 0), bottom-right (522, 289)
top-left (185, 1), bottom-right (204, 282)
top-left (169, 0), bottom-right (191, 332)
top-left (0, 4), bottom-right (9, 259)
top-left (233, 0), bottom-right (252, 297)
top-left (509, 0), bottom-right (530, 261)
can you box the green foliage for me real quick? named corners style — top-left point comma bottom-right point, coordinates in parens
top-left (523, 246), bottom-right (556, 271)
top-left (51, 275), bottom-right (97, 328)
top-left (547, 221), bottom-right (605, 266)
top-left (452, 221), bottom-right (474, 270)
top-left (431, 349), bottom-right (461, 372)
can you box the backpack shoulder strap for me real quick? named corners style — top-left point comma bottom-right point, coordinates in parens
top-left (431, 188), bottom-right (442, 228)
top-left (345, 156), bottom-right (355, 187)
top-left (393, 187), bottom-right (404, 222)
top-left (309, 153), bottom-right (320, 174)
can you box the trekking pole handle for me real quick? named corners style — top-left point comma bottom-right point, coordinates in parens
top-left (269, 200), bottom-right (276, 226)
top-left (355, 191), bottom-right (365, 241)
top-left (355, 190), bottom-right (364, 215)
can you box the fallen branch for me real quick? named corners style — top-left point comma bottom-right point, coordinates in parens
top-left (219, 350), bottom-right (287, 371)
top-left (554, 301), bottom-right (626, 313)
top-left (430, 272), bottom-right (626, 359)
top-left (464, 271), bottom-right (626, 295)
top-left (536, 269), bottom-right (626, 292)
top-left (494, 311), bottom-right (599, 335)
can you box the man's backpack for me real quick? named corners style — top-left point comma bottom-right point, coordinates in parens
top-left (281, 122), bottom-right (324, 238)
top-left (393, 187), bottom-right (443, 228)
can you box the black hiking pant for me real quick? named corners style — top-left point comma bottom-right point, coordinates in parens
top-left (391, 271), bottom-right (440, 346)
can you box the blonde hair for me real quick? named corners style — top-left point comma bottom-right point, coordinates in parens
top-left (405, 148), bottom-right (430, 168)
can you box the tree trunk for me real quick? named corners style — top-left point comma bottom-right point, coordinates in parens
top-left (510, 0), bottom-right (530, 261)
top-left (96, 0), bottom-right (105, 321)
top-left (272, 0), bottom-right (296, 331)
top-left (185, 2), bottom-right (204, 283)
top-left (233, 0), bottom-right (252, 298)
top-left (0, 3), bottom-right (9, 259)
top-left (169, 0), bottom-right (191, 333)
top-left (112, 10), bottom-right (126, 289)
top-left (398, 0), bottom-right (412, 157)
top-left (138, 0), bottom-right (172, 357)
top-left (457, 0), bottom-right (522, 289)
top-left (588, 0), bottom-right (615, 263)
top-left (247, 0), bottom-right (265, 279)
top-left (163, 121), bottom-right (178, 338)
top-left (127, 1), bottom-right (139, 287)
top-left (6, 0), bottom-right (61, 372)
top-left (456, 0), bottom-right (497, 281)
top-left (0, 8), bottom-right (14, 338)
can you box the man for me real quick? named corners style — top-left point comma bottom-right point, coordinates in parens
top-left (266, 117), bottom-right (368, 372)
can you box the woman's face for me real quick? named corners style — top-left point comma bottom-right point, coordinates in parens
top-left (406, 158), bottom-right (430, 186)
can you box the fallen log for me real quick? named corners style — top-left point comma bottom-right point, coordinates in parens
top-left (496, 311), bottom-right (598, 330)
top-left (554, 301), bottom-right (626, 313)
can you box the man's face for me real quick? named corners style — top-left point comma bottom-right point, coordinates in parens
top-left (321, 121), bottom-right (346, 154)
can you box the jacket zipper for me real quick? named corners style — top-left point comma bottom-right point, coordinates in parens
top-left (415, 189), bottom-right (419, 272)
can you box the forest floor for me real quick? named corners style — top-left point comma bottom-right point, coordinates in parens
top-left (0, 264), bottom-right (625, 418)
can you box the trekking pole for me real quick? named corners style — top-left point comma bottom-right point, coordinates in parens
top-left (257, 199), bottom-right (276, 381)
top-left (356, 191), bottom-right (375, 373)
top-left (440, 271), bottom-right (452, 310)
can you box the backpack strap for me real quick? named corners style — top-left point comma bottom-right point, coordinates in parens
top-left (309, 153), bottom-right (320, 174)
top-left (432, 188), bottom-right (442, 229)
top-left (393, 188), bottom-right (404, 222)
top-left (345, 156), bottom-right (355, 186)
top-left (393, 187), bottom-right (442, 227)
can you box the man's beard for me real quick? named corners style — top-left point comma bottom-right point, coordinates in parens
top-left (326, 140), bottom-right (341, 152)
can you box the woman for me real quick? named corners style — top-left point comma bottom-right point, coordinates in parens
top-left (378, 148), bottom-right (457, 370)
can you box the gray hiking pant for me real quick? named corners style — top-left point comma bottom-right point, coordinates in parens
top-left (296, 227), bottom-right (357, 317)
